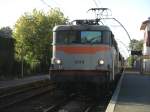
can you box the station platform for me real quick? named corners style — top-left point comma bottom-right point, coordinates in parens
top-left (0, 74), bottom-right (50, 89)
top-left (106, 71), bottom-right (150, 112)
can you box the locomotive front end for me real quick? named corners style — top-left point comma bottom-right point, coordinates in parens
top-left (50, 25), bottom-right (116, 85)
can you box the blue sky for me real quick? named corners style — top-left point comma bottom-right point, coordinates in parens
top-left (0, 0), bottom-right (149, 57)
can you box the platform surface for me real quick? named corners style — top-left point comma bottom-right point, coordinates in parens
top-left (114, 72), bottom-right (150, 112)
top-left (0, 74), bottom-right (50, 89)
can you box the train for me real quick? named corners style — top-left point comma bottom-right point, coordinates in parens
top-left (49, 19), bottom-right (124, 92)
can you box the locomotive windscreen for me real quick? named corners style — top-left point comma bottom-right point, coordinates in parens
top-left (56, 30), bottom-right (110, 45)
top-left (81, 31), bottom-right (102, 44)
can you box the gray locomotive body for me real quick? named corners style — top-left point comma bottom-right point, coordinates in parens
top-left (50, 24), bottom-right (123, 87)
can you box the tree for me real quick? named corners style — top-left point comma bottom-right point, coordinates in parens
top-left (0, 27), bottom-right (15, 77)
top-left (13, 8), bottom-right (67, 74)
top-left (128, 39), bottom-right (143, 67)
top-left (0, 26), bottom-right (12, 38)
top-left (129, 39), bottom-right (143, 51)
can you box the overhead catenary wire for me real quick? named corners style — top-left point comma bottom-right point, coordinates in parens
top-left (92, 0), bottom-right (99, 8)
top-left (40, 0), bottom-right (66, 14)
top-left (92, 0), bottom-right (103, 8)
top-left (40, 0), bottom-right (52, 8)
top-left (96, 0), bottom-right (103, 8)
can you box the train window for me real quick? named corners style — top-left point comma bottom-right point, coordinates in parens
top-left (109, 33), bottom-right (118, 50)
top-left (113, 39), bottom-right (118, 51)
top-left (56, 31), bottom-right (80, 44)
top-left (109, 33), bottom-right (114, 46)
top-left (55, 30), bottom-right (112, 45)
top-left (103, 31), bottom-right (111, 45)
top-left (81, 31), bottom-right (102, 44)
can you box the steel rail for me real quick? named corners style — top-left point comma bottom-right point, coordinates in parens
top-left (0, 85), bottom-right (56, 109)
top-left (43, 93), bottom-right (76, 112)
top-left (0, 81), bottom-right (53, 99)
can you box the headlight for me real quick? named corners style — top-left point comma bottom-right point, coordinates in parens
top-left (54, 59), bottom-right (62, 64)
top-left (98, 59), bottom-right (104, 65)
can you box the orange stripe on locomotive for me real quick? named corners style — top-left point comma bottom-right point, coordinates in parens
top-left (56, 45), bottom-right (111, 54)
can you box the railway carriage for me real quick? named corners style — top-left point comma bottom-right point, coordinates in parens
top-left (49, 20), bottom-right (123, 90)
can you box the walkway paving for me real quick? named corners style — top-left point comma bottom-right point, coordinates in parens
top-left (114, 72), bottom-right (150, 112)
top-left (0, 74), bottom-right (50, 89)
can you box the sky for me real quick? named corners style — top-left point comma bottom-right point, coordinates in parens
top-left (0, 0), bottom-right (149, 58)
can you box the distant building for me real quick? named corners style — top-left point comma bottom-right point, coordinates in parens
top-left (140, 17), bottom-right (150, 72)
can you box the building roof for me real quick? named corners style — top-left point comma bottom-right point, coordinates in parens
top-left (140, 19), bottom-right (150, 30)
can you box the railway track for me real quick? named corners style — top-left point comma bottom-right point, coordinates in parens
top-left (0, 89), bottom-right (111, 112)
top-left (0, 80), bottom-right (116, 112)
top-left (42, 91), bottom-right (111, 112)
top-left (43, 93), bottom-right (76, 112)
top-left (0, 81), bottom-right (56, 110)
top-left (0, 79), bottom-right (51, 96)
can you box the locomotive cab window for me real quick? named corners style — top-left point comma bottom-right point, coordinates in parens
top-left (110, 33), bottom-right (115, 46)
top-left (56, 31), bottom-right (80, 44)
top-left (103, 31), bottom-right (111, 45)
top-left (55, 30), bottom-right (111, 45)
top-left (81, 31), bottom-right (102, 44)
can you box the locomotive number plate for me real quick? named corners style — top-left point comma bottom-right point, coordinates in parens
top-left (74, 60), bottom-right (85, 64)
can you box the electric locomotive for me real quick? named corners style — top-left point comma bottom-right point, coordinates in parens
top-left (50, 19), bottom-right (122, 89)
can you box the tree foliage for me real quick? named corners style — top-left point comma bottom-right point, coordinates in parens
top-left (0, 27), bottom-right (15, 77)
top-left (128, 39), bottom-right (143, 67)
top-left (129, 39), bottom-right (143, 51)
top-left (0, 26), bottom-right (12, 38)
top-left (13, 8), bottom-right (67, 73)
